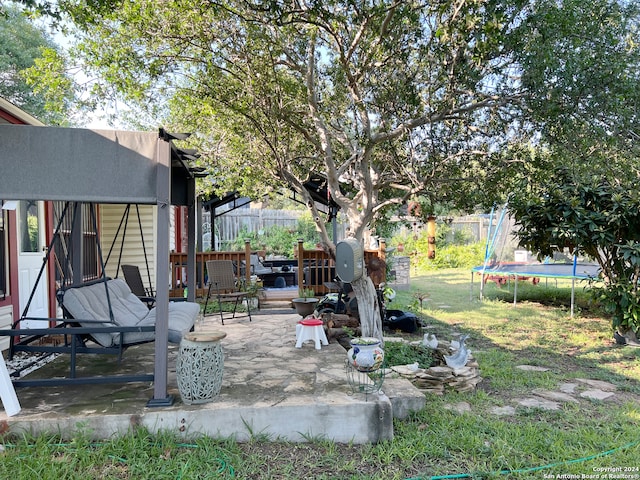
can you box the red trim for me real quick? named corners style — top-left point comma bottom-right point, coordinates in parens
top-left (8, 211), bottom-right (19, 322)
top-left (0, 211), bottom-right (12, 309)
top-left (45, 201), bottom-right (57, 324)
top-left (0, 110), bottom-right (27, 124)
top-left (175, 206), bottom-right (188, 253)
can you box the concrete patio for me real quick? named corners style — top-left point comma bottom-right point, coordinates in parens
top-left (1, 305), bottom-right (425, 444)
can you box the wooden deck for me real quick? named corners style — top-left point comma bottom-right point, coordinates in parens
top-left (169, 239), bottom-right (387, 299)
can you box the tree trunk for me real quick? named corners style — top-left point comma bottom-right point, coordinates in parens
top-left (351, 274), bottom-right (383, 343)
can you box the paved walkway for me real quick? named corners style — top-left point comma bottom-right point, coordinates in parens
top-left (1, 306), bottom-right (422, 443)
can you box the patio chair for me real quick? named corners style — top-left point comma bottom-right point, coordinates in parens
top-left (121, 264), bottom-right (156, 308)
top-left (59, 277), bottom-right (199, 348)
top-left (203, 260), bottom-right (252, 325)
top-left (249, 254), bottom-right (273, 276)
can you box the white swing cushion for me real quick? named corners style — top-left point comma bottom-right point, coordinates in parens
top-left (61, 278), bottom-right (198, 347)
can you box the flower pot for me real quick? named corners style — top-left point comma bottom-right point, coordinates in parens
top-left (292, 297), bottom-right (318, 317)
top-left (244, 297), bottom-right (259, 310)
top-left (347, 337), bottom-right (385, 372)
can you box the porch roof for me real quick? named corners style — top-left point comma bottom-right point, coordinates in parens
top-left (0, 124), bottom-right (200, 406)
top-left (0, 125), bottom-right (199, 205)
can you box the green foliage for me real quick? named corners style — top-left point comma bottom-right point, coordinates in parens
top-left (32, 0), bottom-right (566, 229)
top-left (421, 242), bottom-right (486, 270)
top-left (512, 0), bottom-right (640, 166)
top-left (226, 213), bottom-right (320, 257)
top-left (2, 269), bottom-right (640, 478)
top-left (298, 287), bottom-right (315, 300)
top-left (383, 341), bottom-right (435, 369)
top-left (510, 170), bottom-right (640, 334)
top-left (389, 222), bottom-right (485, 270)
top-left (0, 5), bottom-right (73, 124)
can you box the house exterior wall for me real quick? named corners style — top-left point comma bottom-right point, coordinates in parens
top-left (1, 98), bottom-right (46, 349)
top-left (100, 204), bottom-right (157, 287)
top-left (0, 305), bottom-right (12, 350)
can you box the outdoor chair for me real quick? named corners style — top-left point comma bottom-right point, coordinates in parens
top-left (121, 264), bottom-right (156, 308)
top-left (203, 260), bottom-right (252, 325)
top-left (59, 277), bottom-right (199, 347)
top-left (1, 277), bottom-right (200, 387)
top-left (249, 254), bottom-right (273, 276)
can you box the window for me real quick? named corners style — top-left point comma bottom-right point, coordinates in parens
top-left (52, 202), bottom-right (99, 286)
top-left (19, 200), bottom-right (39, 253)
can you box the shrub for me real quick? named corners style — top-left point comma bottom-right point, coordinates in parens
top-left (383, 341), bottom-right (435, 369)
top-left (227, 213), bottom-right (321, 257)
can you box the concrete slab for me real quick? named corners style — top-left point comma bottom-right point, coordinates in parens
top-left (382, 377), bottom-right (426, 419)
top-left (1, 308), bottom-right (406, 444)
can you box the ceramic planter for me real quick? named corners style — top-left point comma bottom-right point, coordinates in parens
top-left (347, 337), bottom-right (385, 372)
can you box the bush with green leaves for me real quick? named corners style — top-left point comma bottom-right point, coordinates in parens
top-left (383, 341), bottom-right (435, 369)
top-left (388, 223), bottom-right (485, 270)
top-left (510, 171), bottom-right (640, 337)
top-left (226, 213), bottom-right (321, 257)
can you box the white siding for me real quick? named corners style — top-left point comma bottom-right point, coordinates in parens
top-left (0, 304), bottom-right (13, 351)
top-left (100, 205), bottom-right (157, 288)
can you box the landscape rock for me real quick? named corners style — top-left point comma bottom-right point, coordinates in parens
top-left (532, 389), bottom-right (579, 403)
top-left (516, 397), bottom-right (560, 410)
top-left (575, 378), bottom-right (617, 391)
top-left (579, 389), bottom-right (616, 401)
top-left (444, 401), bottom-right (471, 414)
top-left (515, 365), bottom-right (550, 372)
top-left (490, 405), bottom-right (517, 416)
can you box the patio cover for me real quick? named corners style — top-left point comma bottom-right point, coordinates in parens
top-left (0, 124), bottom-right (199, 406)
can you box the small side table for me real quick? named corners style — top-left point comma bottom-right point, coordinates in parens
top-left (176, 331), bottom-right (227, 405)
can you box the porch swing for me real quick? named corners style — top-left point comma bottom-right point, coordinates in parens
top-left (105, 203), bottom-right (157, 308)
top-left (1, 201), bottom-right (199, 388)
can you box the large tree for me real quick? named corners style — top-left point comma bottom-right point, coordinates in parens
top-left (0, 4), bottom-right (74, 124)
top-left (28, 0), bottom-right (639, 339)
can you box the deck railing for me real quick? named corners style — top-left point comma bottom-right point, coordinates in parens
top-left (169, 238), bottom-right (387, 299)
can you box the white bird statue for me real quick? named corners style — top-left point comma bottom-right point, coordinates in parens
top-left (444, 334), bottom-right (470, 369)
top-left (423, 333), bottom-right (438, 349)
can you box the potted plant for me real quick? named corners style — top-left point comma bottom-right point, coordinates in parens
top-left (242, 278), bottom-right (263, 310)
top-left (292, 287), bottom-right (318, 317)
top-left (347, 337), bottom-right (385, 372)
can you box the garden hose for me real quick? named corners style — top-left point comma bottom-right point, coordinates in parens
top-left (4, 438), bottom-right (639, 479)
top-left (405, 440), bottom-right (640, 480)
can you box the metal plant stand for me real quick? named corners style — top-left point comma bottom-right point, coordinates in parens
top-left (345, 360), bottom-right (385, 399)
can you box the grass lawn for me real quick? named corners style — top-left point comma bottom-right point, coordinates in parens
top-left (1, 268), bottom-right (639, 479)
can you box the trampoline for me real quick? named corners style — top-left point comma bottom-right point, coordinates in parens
top-left (470, 204), bottom-right (600, 316)
top-left (471, 261), bottom-right (600, 316)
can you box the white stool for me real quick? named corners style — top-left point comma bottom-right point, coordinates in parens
top-left (295, 318), bottom-right (329, 350)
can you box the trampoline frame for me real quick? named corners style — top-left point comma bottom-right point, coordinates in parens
top-left (471, 261), bottom-right (600, 317)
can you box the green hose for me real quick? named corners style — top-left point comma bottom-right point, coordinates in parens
top-left (406, 440), bottom-right (640, 480)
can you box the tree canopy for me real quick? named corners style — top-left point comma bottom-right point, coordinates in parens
top-left (35, 1), bottom-right (534, 224)
top-left (0, 4), bottom-right (74, 124)
top-left (24, 0), bottom-right (640, 338)
top-left (25, 0), bottom-right (639, 229)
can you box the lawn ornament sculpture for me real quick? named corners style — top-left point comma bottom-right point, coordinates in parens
top-left (444, 334), bottom-right (470, 369)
